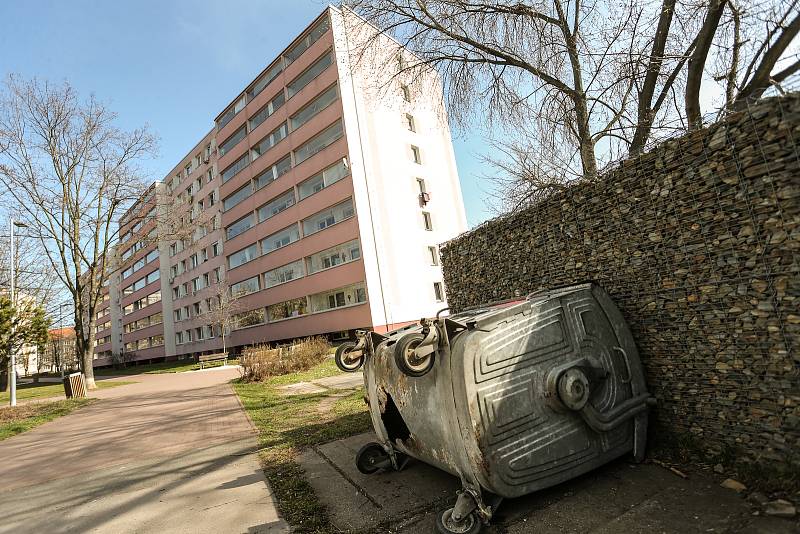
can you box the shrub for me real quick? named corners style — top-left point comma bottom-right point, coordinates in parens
top-left (240, 336), bottom-right (330, 382)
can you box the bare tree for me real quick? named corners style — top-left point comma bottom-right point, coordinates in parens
top-left (0, 76), bottom-right (156, 388)
top-left (204, 277), bottom-right (244, 356)
top-left (346, 1), bottom-right (800, 210)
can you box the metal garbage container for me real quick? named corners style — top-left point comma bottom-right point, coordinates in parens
top-left (335, 283), bottom-right (653, 534)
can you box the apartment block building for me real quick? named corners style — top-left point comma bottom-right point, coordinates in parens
top-left (93, 6), bottom-right (467, 365)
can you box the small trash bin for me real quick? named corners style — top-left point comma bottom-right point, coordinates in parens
top-left (335, 283), bottom-right (653, 533)
top-left (63, 372), bottom-right (87, 399)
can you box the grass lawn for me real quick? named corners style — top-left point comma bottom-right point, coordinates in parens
top-left (0, 379), bottom-right (135, 403)
top-left (0, 398), bottom-right (95, 441)
top-left (95, 358), bottom-right (238, 376)
top-left (232, 360), bottom-right (371, 533)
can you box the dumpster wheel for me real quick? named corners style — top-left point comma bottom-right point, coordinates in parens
top-left (355, 442), bottom-right (391, 474)
top-left (436, 507), bottom-right (481, 534)
top-left (335, 342), bottom-right (364, 372)
top-left (394, 333), bottom-right (434, 377)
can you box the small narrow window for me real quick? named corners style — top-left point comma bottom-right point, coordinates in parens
top-left (423, 211), bottom-right (432, 231)
top-left (416, 178), bottom-right (426, 194)
top-left (428, 246), bottom-right (438, 266)
top-left (411, 145), bottom-right (422, 164)
top-left (433, 282), bottom-right (444, 302)
top-left (401, 84), bottom-right (411, 102)
top-left (405, 113), bottom-right (416, 132)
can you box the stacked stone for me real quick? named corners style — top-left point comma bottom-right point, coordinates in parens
top-left (440, 94), bottom-right (800, 474)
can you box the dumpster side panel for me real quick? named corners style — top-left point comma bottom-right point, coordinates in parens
top-left (452, 286), bottom-right (640, 498)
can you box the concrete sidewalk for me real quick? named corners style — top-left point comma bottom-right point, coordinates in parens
top-left (300, 433), bottom-right (798, 533)
top-left (0, 368), bottom-right (288, 534)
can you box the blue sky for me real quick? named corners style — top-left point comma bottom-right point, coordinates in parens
top-left (0, 0), bottom-right (493, 227)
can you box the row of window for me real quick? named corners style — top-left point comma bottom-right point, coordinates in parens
top-left (176, 325), bottom-right (217, 345)
top-left (230, 239), bottom-right (361, 299)
top-left (232, 282), bottom-right (367, 330)
top-left (123, 290), bottom-right (161, 315)
top-left (227, 197), bottom-right (354, 269)
top-left (122, 249), bottom-right (159, 281)
top-left (122, 269), bottom-right (160, 296)
top-left (222, 75), bottom-right (333, 162)
top-left (222, 115), bottom-right (344, 188)
top-left (172, 266), bottom-right (222, 300)
top-left (216, 15), bottom-right (331, 130)
top-left (125, 335), bottom-right (165, 352)
top-left (169, 242), bottom-right (222, 278)
top-left (123, 312), bottom-right (163, 334)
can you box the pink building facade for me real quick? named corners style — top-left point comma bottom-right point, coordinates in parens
top-left (94, 7), bottom-right (466, 365)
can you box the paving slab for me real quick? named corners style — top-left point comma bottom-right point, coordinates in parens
top-left (311, 371), bottom-right (364, 390)
top-left (278, 382), bottom-right (328, 395)
top-left (299, 432), bottom-right (799, 534)
top-left (0, 368), bottom-right (288, 534)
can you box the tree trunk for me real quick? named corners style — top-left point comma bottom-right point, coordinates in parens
top-left (0, 369), bottom-right (7, 392)
top-left (81, 344), bottom-right (96, 389)
top-left (686, 0), bottom-right (726, 129)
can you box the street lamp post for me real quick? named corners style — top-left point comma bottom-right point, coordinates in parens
top-left (8, 218), bottom-right (29, 407)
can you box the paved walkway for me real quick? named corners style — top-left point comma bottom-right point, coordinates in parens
top-left (0, 368), bottom-right (288, 534)
top-left (301, 432), bottom-right (798, 533)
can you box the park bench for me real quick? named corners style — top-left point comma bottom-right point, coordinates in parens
top-left (198, 352), bottom-right (228, 369)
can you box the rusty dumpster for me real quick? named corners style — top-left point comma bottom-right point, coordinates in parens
top-left (334, 283), bottom-right (653, 534)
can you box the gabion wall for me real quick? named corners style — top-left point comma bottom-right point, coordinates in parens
top-left (441, 95), bottom-right (799, 470)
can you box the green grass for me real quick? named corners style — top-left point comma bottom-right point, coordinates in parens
top-left (264, 358), bottom-right (342, 387)
top-left (0, 379), bottom-right (135, 403)
top-left (0, 398), bottom-right (95, 441)
top-left (94, 358), bottom-right (238, 376)
top-left (232, 360), bottom-right (371, 533)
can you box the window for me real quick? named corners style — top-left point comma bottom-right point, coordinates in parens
top-left (249, 91), bottom-right (286, 131)
top-left (306, 239), bottom-right (360, 275)
top-left (290, 84), bottom-right (339, 131)
top-left (267, 297), bottom-right (308, 321)
top-left (248, 62), bottom-right (283, 101)
top-left (223, 183), bottom-right (253, 212)
top-left (219, 126), bottom-right (246, 157)
top-left (217, 95), bottom-right (246, 129)
top-left (212, 241), bottom-right (221, 257)
top-left (251, 122), bottom-right (287, 160)
top-left (302, 198), bottom-right (354, 236)
top-left (261, 224), bottom-right (300, 254)
top-left (297, 159), bottom-right (349, 200)
top-left (258, 189), bottom-right (295, 222)
top-left (221, 153), bottom-right (249, 183)
top-left (287, 50), bottom-right (333, 98)
top-left (265, 260), bottom-right (304, 288)
top-left (423, 211), bottom-right (433, 231)
top-left (405, 113), bottom-right (416, 132)
top-left (151, 334), bottom-right (164, 347)
top-left (434, 282), bottom-right (444, 301)
top-left (231, 276), bottom-right (260, 297)
top-left (228, 243), bottom-right (258, 269)
top-left (175, 332), bottom-right (183, 345)
top-left (226, 213), bottom-right (255, 240)
top-left (401, 84), bottom-right (411, 102)
top-left (146, 270), bottom-right (159, 284)
top-left (309, 283), bottom-right (367, 313)
top-left (284, 15), bottom-right (330, 64)
top-left (254, 154), bottom-right (292, 190)
top-left (294, 120), bottom-right (343, 165)
top-left (417, 178), bottom-right (426, 194)
top-left (428, 246), bottom-right (439, 265)
top-left (232, 308), bottom-right (265, 330)
top-left (411, 145), bottom-right (422, 164)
